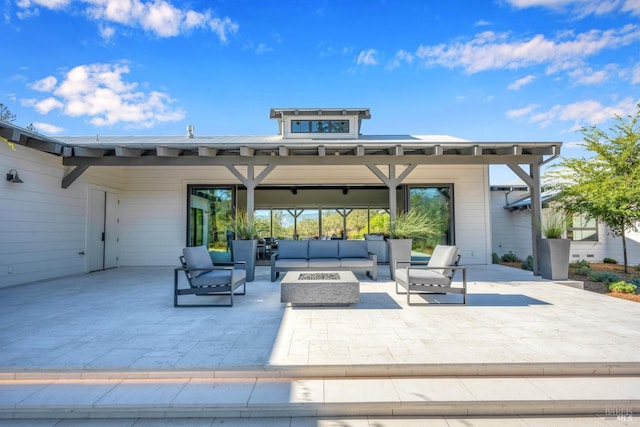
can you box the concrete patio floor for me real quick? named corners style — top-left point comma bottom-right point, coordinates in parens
top-left (1, 264), bottom-right (639, 375)
top-left (1, 264), bottom-right (639, 425)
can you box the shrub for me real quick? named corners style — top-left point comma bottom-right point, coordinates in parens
top-left (603, 257), bottom-right (618, 264)
top-left (501, 252), bottom-right (519, 263)
top-left (570, 260), bottom-right (590, 268)
top-left (521, 255), bottom-right (533, 271)
top-left (492, 252), bottom-right (501, 264)
top-left (608, 281), bottom-right (638, 294)
top-left (634, 264), bottom-right (640, 272)
top-left (588, 271), bottom-right (622, 284)
top-left (573, 266), bottom-right (593, 276)
top-left (631, 278), bottom-right (640, 287)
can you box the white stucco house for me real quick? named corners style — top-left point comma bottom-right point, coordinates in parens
top-left (1, 108), bottom-right (561, 287)
top-left (491, 185), bottom-right (640, 266)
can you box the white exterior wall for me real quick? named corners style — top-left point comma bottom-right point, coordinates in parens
top-left (490, 189), bottom-right (640, 265)
top-left (2, 146), bottom-right (492, 286)
top-left (490, 190), bottom-right (534, 260)
top-left (0, 144), bottom-right (123, 288)
top-left (119, 163), bottom-right (492, 267)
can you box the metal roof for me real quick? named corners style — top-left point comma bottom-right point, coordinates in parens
top-left (0, 120), bottom-right (562, 188)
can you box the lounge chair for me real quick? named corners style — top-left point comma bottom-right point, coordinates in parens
top-left (395, 245), bottom-right (467, 305)
top-left (174, 246), bottom-right (247, 307)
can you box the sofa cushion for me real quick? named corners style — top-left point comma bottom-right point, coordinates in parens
top-left (309, 240), bottom-right (339, 259)
top-left (277, 240), bottom-right (309, 259)
top-left (308, 259), bottom-right (341, 268)
top-left (338, 240), bottom-right (369, 259)
top-left (340, 259), bottom-right (373, 268)
top-left (275, 259), bottom-right (308, 268)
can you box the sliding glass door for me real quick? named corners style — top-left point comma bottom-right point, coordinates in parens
top-left (187, 186), bottom-right (233, 254)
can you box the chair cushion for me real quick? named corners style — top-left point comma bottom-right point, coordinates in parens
top-left (395, 268), bottom-right (452, 286)
top-left (338, 241), bottom-right (369, 259)
top-left (277, 241), bottom-right (309, 259)
top-left (427, 245), bottom-right (458, 275)
top-left (231, 269), bottom-right (247, 285)
top-left (183, 246), bottom-right (214, 277)
top-left (309, 240), bottom-right (339, 259)
top-left (191, 269), bottom-right (232, 286)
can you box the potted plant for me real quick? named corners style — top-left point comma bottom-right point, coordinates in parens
top-left (537, 212), bottom-right (571, 280)
top-left (225, 210), bottom-right (259, 282)
top-left (386, 210), bottom-right (440, 280)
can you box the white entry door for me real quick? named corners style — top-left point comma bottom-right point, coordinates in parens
top-left (88, 189), bottom-right (119, 272)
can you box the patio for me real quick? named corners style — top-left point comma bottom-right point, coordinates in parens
top-left (1, 264), bottom-right (639, 373)
top-left (1, 264), bottom-right (639, 423)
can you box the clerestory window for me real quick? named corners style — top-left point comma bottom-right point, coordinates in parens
top-left (291, 120), bottom-right (349, 133)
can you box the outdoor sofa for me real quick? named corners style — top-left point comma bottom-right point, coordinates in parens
top-left (271, 239), bottom-right (377, 281)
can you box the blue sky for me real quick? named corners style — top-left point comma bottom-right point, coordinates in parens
top-left (2, 0), bottom-right (640, 183)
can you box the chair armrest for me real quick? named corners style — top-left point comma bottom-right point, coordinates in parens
top-left (216, 261), bottom-right (247, 270)
top-left (394, 260), bottom-right (426, 269)
top-left (178, 266), bottom-right (233, 274)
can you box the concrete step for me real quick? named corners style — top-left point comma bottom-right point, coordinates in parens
top-left (1, 374), bottom-right (639, 420)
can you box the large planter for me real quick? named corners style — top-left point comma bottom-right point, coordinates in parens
top-left (537, 238), bottom-right (570, 280)
top-left (232, 239), bottom-right (257, 282)
top-left (387, 238), bottom-right (412, 280)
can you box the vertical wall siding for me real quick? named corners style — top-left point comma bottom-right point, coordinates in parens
top-left (490, 189), bottom-right (640, 265)
top-left (1, 150), bottom-right (492, 286)
top-left (490, 190), bottom-right (534, 260)
top-left (0, 145), bottom-right (123, 287)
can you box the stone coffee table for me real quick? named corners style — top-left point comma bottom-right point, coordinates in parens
top-left (280, 271), bottom-right (360, 306)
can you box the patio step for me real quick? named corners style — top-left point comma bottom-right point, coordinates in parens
top-left (1, 373), bottom-right (639, 420)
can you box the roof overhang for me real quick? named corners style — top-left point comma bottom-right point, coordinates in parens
top-left (0, 121), bottom-right (561, 188)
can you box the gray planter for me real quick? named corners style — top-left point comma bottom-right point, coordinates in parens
top-left (387, 238), bottom-right (412, 280)
top-left (537, 238), bottom-right (570, 280)
top-left (232, 239), bottom-right (257, 282)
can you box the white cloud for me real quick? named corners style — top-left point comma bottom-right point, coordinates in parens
top-left (387, 49), bottom-right (414, 71)
top-left (99, 24), bottom-right (116, 41)
top-left (17, 0), bottom-right (70, 9)
top-left (415, 26), bottom-right (640, 74)
top-left (506, 103), bottom-right (540, 118)
top-left (508, 75), bottom-right (536, 90)
top-left (32, 122), bottom-right (64, 133)
top-left (24, 62), bottom-right (185, 128)
top-left (255, 43), bottom-right (273, 54)
top-left (631, 63), bottom-right (640, 83)
top-left (35, 97), bottom-right (64, 114)
top-left (17, 0), bottom-right (239, 42)
top-left (520, 97), bottom-right (638, 128)
top-left (29, 76), bottom-right (57, 92)
top-left (356, 49), bottom-right (378, 66)
top-left (505, 0), bottom-right (640, 16)
top-left (568, 64), bottom-right (616, 85)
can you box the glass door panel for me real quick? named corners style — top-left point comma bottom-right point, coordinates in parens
top-left (188, 187), bottom-right (233, 254)
top-left (409, 186), bottom-right (453, 255)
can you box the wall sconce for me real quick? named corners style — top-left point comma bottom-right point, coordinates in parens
top-left (342, 187), bottom-right (349, 195)
top-left (6, 169), bottom-right (23, 183)
top-left (291, 187), bottom-right (297, 195)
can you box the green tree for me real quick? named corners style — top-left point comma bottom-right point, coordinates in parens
top-left (0, 103), bottom-right (17, 151)
top-left (549, 104), bottom-right (640, 273)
